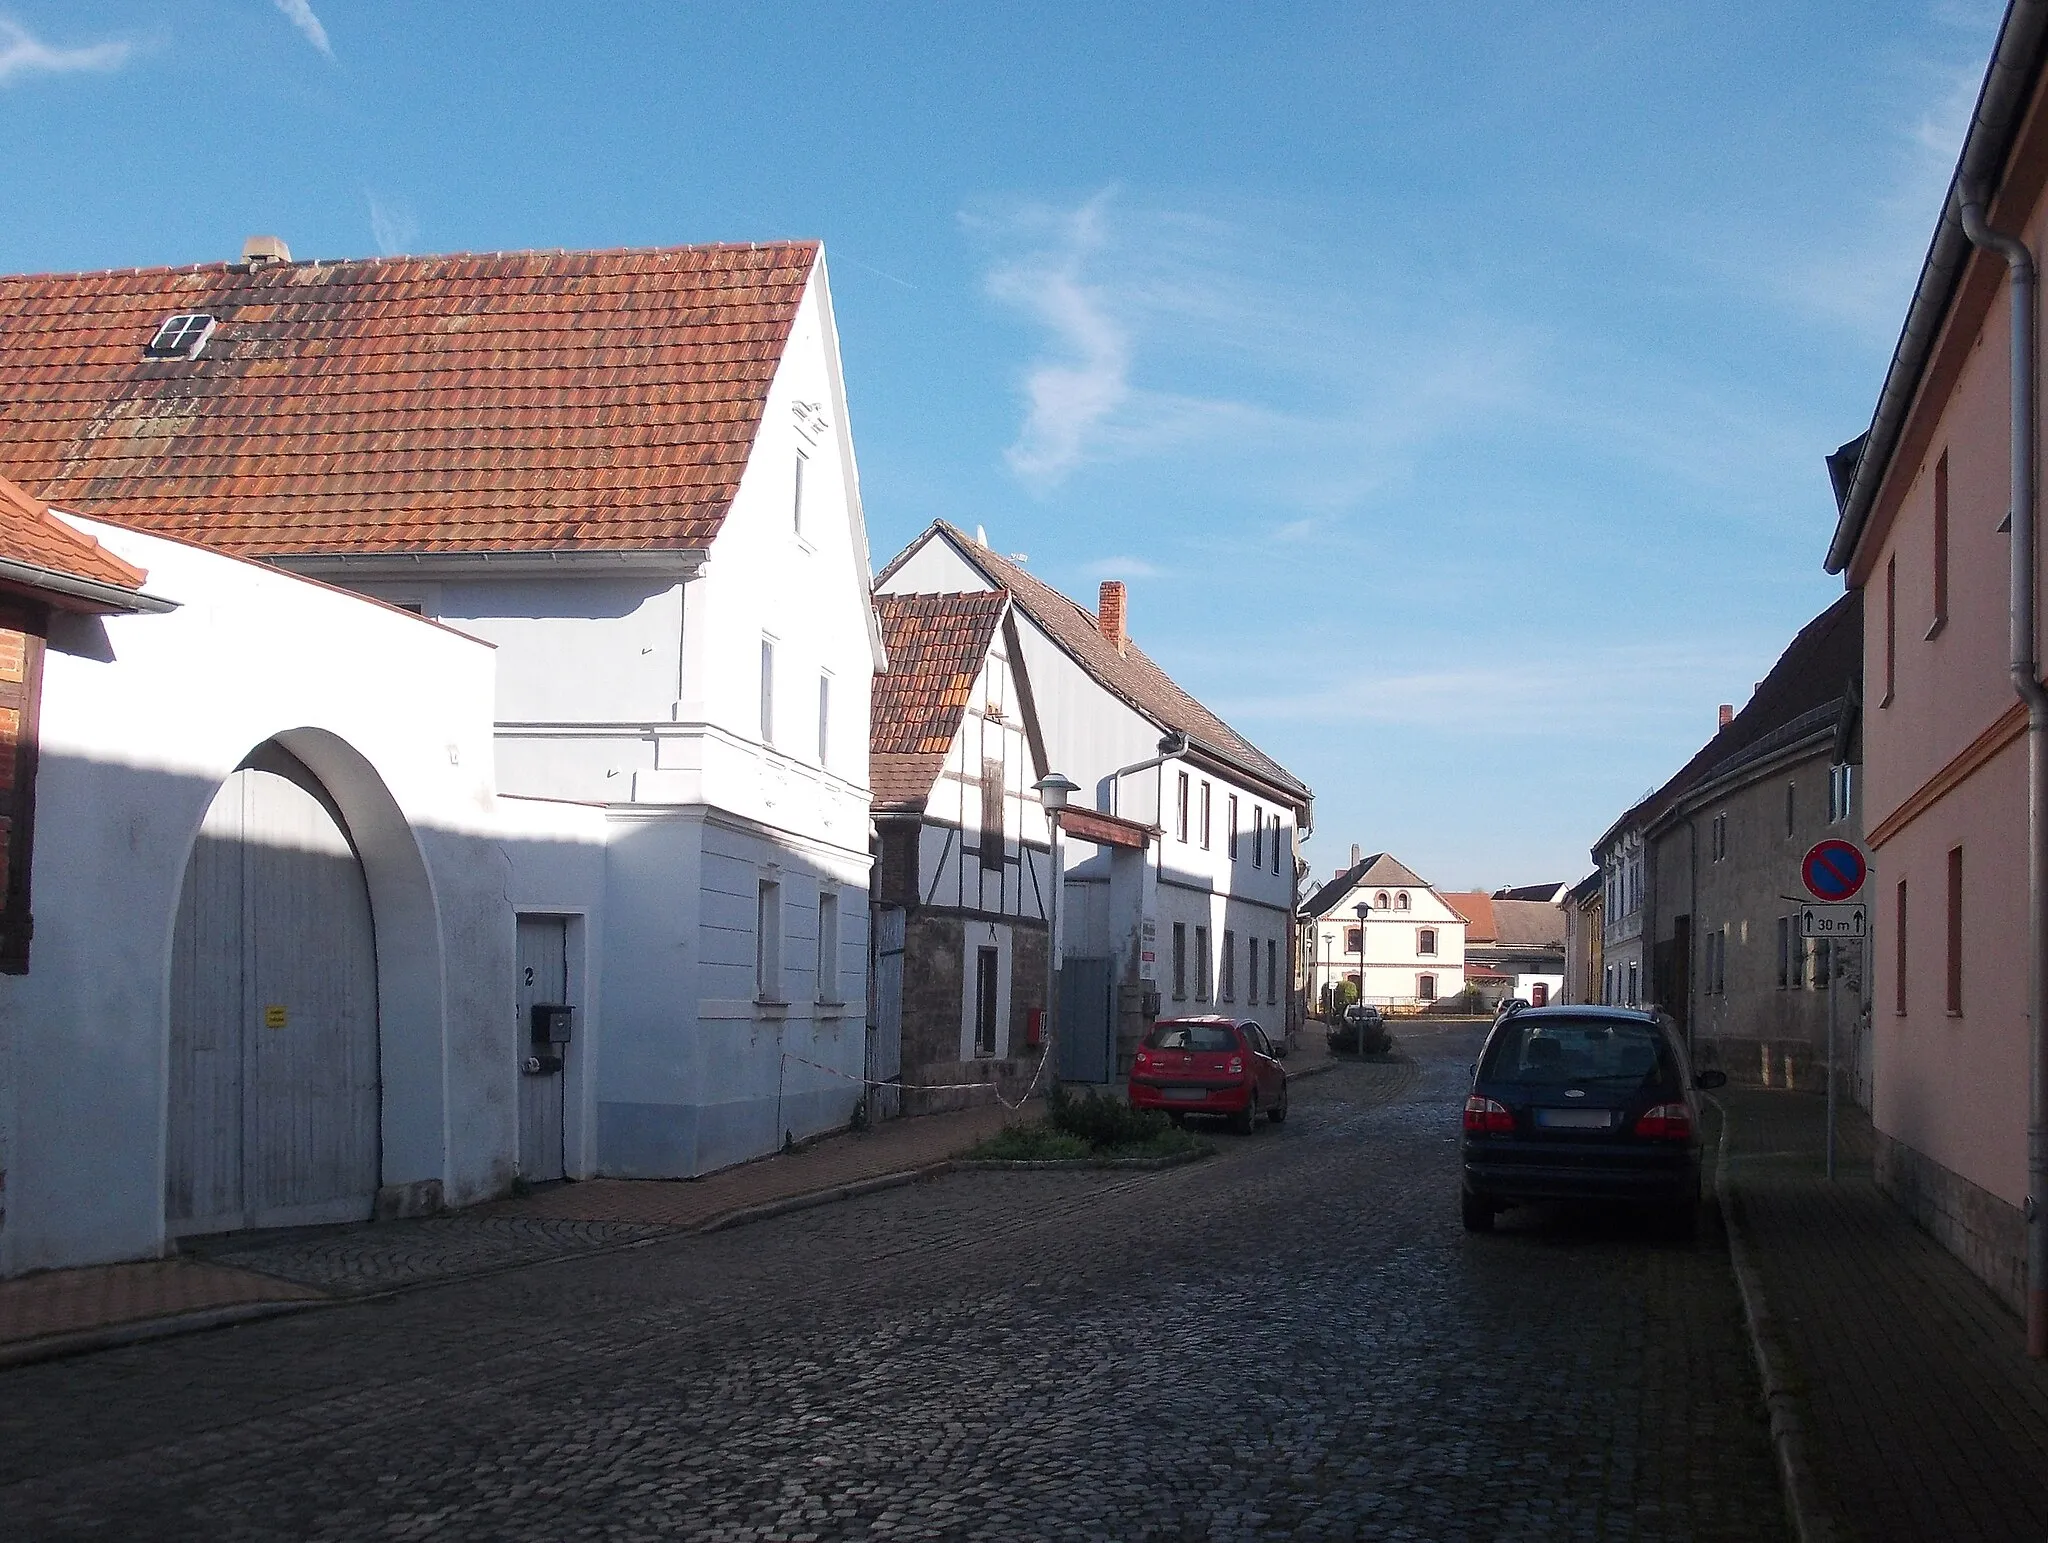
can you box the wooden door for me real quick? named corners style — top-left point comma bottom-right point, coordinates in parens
top-left (516, 915), bottom-right (568, 1183)
top-left (167, 746), bottom-right (380, 1236)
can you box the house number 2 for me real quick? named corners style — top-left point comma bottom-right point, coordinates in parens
top-left (524, 967), bottom-right (535, 986)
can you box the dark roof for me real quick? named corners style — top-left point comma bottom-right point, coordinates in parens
top-left (1301, 852), bottom-right (1432, 918)
top-left (877, 523), bottom-right (1309, 809)
top-left (0, 243), bottom-right (818, 556)
top-left (1595, 591), bottom-right (1863, 853)
top-left (870, 590), bottom-right (1010, 811)
top-left (1492, 882), bottom-right (1566, 902)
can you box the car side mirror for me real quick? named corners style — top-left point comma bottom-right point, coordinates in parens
top-left (1695, 1069), bottom-right (1728, 1090)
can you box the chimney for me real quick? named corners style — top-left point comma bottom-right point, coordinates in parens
top-left (1718, 703), bottom-right (1734, 728)
top-left (242, 235), bottom-right (292, 267)
top-left (1350, 842), bottom-right (1362, 867)
top-left (1097, 581), bottom-right (1127, 653)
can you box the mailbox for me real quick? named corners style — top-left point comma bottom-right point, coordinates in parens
top-left (1024, 1008), bottom-right (1044, 1048)
top-left (530, 1003), bottom-right (574, 1045)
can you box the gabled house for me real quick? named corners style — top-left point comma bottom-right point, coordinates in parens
top-left (870, 590), bottom-right (1056, 1110)
top-left (0, 237), bottom-right (882, 1184)
top-left (1562, 871), bottom-right (1604, 1005)
top-left (875, 524), bottom-right (1310, 1072)
top-left (1301, 852), bottom-right (1467, 1012)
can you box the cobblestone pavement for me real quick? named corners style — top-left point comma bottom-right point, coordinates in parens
top-left (0, 1025), bottom-right (1786, 1541)
top-left (188, 1217), bottom-right (676, 1296)
top-left (1720, 1087), bottom-right (2048, 1543)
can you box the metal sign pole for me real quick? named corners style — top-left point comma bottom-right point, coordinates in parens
top-left (1826, 939), bottom-right (1838, 1181)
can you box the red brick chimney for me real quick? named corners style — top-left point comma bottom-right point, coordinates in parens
top-left (1097, 581), bottom-right (1127, 653)
top-left (1718, 703), bottom-right (1734, 728)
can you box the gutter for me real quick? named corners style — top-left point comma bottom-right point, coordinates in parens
top-left (1828, 0), bottom-right (2048, 574)
top-left (268, 548), bottom-right (711, 581)
top-left (1958, 184), bottom-right (2048, 1357)
top-left (0, 557), bottom-right (177, 615)
top-left (1106, 731), bottom-right (1189, 818)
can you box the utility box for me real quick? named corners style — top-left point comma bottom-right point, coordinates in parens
top-left (530, 1003), bottom-right (574, 1045)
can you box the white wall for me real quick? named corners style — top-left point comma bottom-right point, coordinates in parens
top-left (0, 518), bottom-right (510, 1276)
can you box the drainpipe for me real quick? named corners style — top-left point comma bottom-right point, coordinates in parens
top-left (1959, 184), bottom-right (2048, 1357)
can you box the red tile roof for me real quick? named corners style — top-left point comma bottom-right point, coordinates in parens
top-left (0, 243), bottom-right (817, 555)
top-left (0, 475), bottom-right (148, 593)
top-left (1440, 891), bottom-right (1495, 941)
top-left (871, 590), bottom-right (1011, 811)
top-left (880, 524), bottom-right (1310, 809)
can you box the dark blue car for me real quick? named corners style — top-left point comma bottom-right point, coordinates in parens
top-left (1459, 1005), bottom-right (1726, 1236)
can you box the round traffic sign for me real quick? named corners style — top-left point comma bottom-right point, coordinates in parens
top-left (1802, 839), bottom-right (1867, 902)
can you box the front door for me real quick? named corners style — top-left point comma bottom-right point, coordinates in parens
top-left (167, 745), bottom-right (380, 1236)
top-left (516, 915), bottom-right (568, 1183)
top-left (1055, 956), bottom-right (1115, 1083)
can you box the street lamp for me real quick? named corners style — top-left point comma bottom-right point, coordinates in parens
top-left (1034, 772), bottom-right (1079, 1077)
top-left (1353, 900), bottom-right (1371, 1057)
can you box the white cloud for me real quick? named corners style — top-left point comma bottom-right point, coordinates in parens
top-left (1078, 555), bottom-right (1164, 580)
top-left (271, 0), bottom-right (333, 59)
top-left (366, 192), bottom-right (417, 257)
top-left (0, 19), bottom-right (130, 84)
top-left (983, 191), bottom-right (1129, 485)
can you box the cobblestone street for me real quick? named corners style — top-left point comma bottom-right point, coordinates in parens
top-left (0, 1026), bottom-right (1785, 1541)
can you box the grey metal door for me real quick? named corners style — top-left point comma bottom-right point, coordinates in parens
top-left (516, 916), bottom-right (568, 1182)
top-left (1056, 956), bottom-right (1115, 1084)
top-left (167, 746), bottom-right (380, 1236)
top-left (867, 906), bottom-right (904, 1119)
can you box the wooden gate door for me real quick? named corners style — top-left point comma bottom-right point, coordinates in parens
top-left (516, 915), bottom-right (568, 1182)
top-left (167, 746), bottom-right (380, 1236)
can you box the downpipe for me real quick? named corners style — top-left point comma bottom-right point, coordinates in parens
top-left (1959, 186), bottom-right (2048, 1357)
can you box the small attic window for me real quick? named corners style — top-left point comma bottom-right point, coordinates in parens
top-left (145, 314), bottom-right (216, 359)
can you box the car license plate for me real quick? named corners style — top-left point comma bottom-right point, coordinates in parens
top-left (1535, 1108), bottom-right (1613, 1130)
top-left (1163, 1087), bottom-right (1208, 1101)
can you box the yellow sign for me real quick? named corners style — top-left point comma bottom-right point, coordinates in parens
top-left (263, 1005), bottom-right (288, 1029)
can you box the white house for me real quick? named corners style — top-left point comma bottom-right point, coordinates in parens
top-left (875, 525), bottom-right (1312, 1071)
top-left (0, 484), bottom-right (511, 1276)
top-left (1300, 853), bottom-right (1468, 1011)
top-left (0, 238), bottom-right (882, 1183)
top-left (870, 590), bottom-right (1060, 1109)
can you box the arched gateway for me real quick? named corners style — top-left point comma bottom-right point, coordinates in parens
top-left (165, 742), bottom-right (381, 1236)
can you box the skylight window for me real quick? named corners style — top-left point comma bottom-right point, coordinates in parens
top-left (144, 314), bottom-right (216, 360)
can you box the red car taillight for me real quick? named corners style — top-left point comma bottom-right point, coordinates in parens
top-left (1228, 1057), bottom-right (1244, 1074)
top-left (1634, 1102), bottom-right (1694, 1140)
top-left (1462, 1095), bottom-right (1513, 1135)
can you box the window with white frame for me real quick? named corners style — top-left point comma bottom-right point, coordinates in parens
top-left (1271, 813), bottom-right (1282, 872)
top-left (1829, 763), bottom-right (1855, 825)
top-left (759, 638), bottom-right (776, 745)
top-left (1195, 926), bottom-right (1211, 1001)
top-left (1176, 772), bottom-right (1190, 842)
top-left (1200, 782), bottom-right (1212, 850)
top-left (1221, 929), bottom-right (1236, 1000)
top-left (1265, 939), bottom-right (1277, 1003)
top-left (1253, 803), bottom-right (1265, 867)
top-left (1228, 795), bottom-right (1240, 860)
top-left (793, 451), bottom-right (807, 536)
top-left (817, 672), bottom-right (831, 767)
top-left (1418, 928), bottom-right (1437, 957)
top-left (1711, 813), bottom-right (1727, 862)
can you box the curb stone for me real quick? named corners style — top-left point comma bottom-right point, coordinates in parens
top-left (0, 1296), bottom-right (336, 1372)
top-left (948, 1147), bottom-right (1213, 1172)
top-left (1708, 1094), bottom-right (1845, 1543)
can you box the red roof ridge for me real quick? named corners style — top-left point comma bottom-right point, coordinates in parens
top-left (0, 238), bottom-right (823, 285)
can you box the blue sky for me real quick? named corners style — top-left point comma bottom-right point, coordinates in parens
top-left (0, 1), bottom-right (2006, 887)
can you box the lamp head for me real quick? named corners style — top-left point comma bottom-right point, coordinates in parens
top-left (1034, 771), bottom-right (1079, 812)
top-left (1354, 901), bottom-right (1371, 921)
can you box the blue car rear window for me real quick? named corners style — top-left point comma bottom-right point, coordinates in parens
top-left (1146, 1024), bottom-right (1239, 1052)
top-left (1482, 1018), bottom-right (1676, 1089)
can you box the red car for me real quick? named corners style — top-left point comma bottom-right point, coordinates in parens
top-left (1129, 1016), bottom-right (1289, 1133)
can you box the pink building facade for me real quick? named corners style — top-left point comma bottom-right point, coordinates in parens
top-left (1826, 4), bottom-right (2048, 1312)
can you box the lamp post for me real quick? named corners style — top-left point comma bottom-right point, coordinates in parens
top-left (1353, 900), bottom-right (1371, 1057)
top-left (1034, 772), bottom-right (1079, 1078)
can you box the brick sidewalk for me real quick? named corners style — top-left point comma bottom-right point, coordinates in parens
top-left (1720, 1087), bottom-right (2048, 1543)
top-left (0, 1096), bottom-right (1031, 1358)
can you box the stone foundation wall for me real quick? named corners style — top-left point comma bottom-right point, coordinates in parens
top-left (1874, 1132), bottom-right (2026, 1315)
